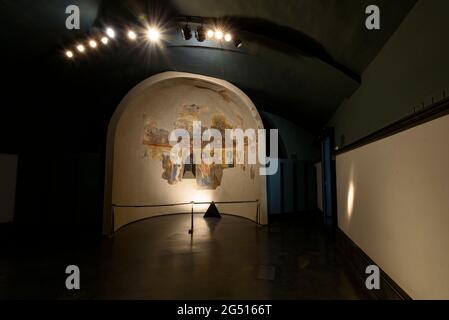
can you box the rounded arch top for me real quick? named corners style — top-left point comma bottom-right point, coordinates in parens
top-left (103, 71), bottom-right (268, 235)
top-left (109, 71), bottom-right (264, 134)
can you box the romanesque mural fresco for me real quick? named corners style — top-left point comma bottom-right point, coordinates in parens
top-left (142, 103), bottom-right (255, 190)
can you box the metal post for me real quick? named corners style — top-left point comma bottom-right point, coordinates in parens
top-left (110, 206), bottom-right (115, 238)
top-left (256, 200), bottom-right (259, 224)
top-left (188, 201), bottom-right (194, 234)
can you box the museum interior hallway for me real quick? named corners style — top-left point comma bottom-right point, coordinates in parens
top-left (1, 0), bottom-right (449, 301)
top-left (0, 214), bottom-right (373, 300)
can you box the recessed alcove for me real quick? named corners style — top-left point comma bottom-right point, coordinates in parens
top-left (103, 72), bottom-right (268, 234)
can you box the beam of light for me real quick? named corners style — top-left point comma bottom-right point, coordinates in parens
top-left (106, 27), bottom-right (115, 38)
top-left (135, 20), bottom-right (171, 68)
top-left (347, 181), bottom-right (355, 219)
top-left (192, 189), bottom-right (213, 212)
top-left (101, 36), bottom-right (109, 45)
top-left (127, 30), bottom-right (137, 40)
top-left (89, 40), bottom-right (97, 48)
top-left (147, 27), bottom-right (160, 42)
top-left (224, 33), bottom-right (232, 42)
top-left (214, 30), bottom-right (223, 40)
top-left (207, 29), bottom-right (214, 39)
top-left (76, 44), bottom-right (85, 52)
top-left (65, 50), bottom-right (74, 58)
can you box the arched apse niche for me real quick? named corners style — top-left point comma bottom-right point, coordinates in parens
top-left (103, 72), bottom-right (268, 235)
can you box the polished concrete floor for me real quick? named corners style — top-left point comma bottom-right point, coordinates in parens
top-left (1, 214), bottom-right (374, 299)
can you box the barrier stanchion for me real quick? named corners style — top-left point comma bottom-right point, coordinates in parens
top-left (188, 201), bottom-right (194, 235)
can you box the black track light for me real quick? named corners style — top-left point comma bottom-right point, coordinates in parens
top-left (234, 38), bottom-right (243, 48)
top-left (181, 24), bottom-right (192, 40)
top-left (195, 25), bottom-right (206, 42)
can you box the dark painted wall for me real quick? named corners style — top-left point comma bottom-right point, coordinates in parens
top-left (329, 0), bottom-right (449, 147)
top-left (261, 111), bottom-right (320, 215)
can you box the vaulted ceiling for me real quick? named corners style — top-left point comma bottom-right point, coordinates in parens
top-left (1, 0), bottom-right (416, 133)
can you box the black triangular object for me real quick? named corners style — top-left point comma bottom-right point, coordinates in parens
top-left (203, 201), bottom-right (221, 218)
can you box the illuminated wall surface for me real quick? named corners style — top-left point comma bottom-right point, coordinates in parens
top-left (104, 72), bottom-right (268, 232)
top-left (331, 0), bottom-right (449, 299)
top-left (337, 114), bottom-right (449, 299)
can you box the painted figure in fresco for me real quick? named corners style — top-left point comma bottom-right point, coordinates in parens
top-left (144, 105), bottom-right (256, 189)
top-left (196, 163), bottom-right (223, 190)
top-left (161, 153), bottom-right (183, 184)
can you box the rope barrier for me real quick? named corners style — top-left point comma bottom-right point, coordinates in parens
top-left (111, 200), bottom-right (260, 233)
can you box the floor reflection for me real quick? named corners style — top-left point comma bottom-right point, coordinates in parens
top-left (1, 214), bottom-right (374, 299)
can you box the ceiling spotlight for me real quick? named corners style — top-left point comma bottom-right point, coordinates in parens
top-left (65, 50), bottom-right (74, 58)
top-left (147, 28), bottom-right (160, 41)
top-left (214, 30), bottom-right (223, 40)
top-left (181, 24), bottom-right (192, 40)
top-left (89, 40), bottom-right (97, 48)
top-left (207, 29), bottom-right (214, 39)
top-left (76, 44), bottom-right (85, 52)
top-left (234, 38), bottom-right (243, 48)
top-left (127, 30), bottom-right (137, 40)
top-left (195, 26), bottom-right (206, 42)
top-left (106, 27), bottom-right (115, 38)
top-left (101, 36), bottom-right (109, 45)
top-left (224, 33), bottom-right (232, 42)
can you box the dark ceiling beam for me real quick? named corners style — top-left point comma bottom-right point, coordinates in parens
top-left (175, 15), bottom-right (361, 84)
top-left (93, 0), bottom-right (361, 83)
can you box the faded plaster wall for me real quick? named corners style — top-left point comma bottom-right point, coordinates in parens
top-left (106, 73), bottom-right (267, 232)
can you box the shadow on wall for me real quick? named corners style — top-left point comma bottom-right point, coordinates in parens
top-left (260, 111), bottom-right (320, 215)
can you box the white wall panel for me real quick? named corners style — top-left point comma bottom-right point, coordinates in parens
top-left (336, 114), bottom-right (449, 299)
